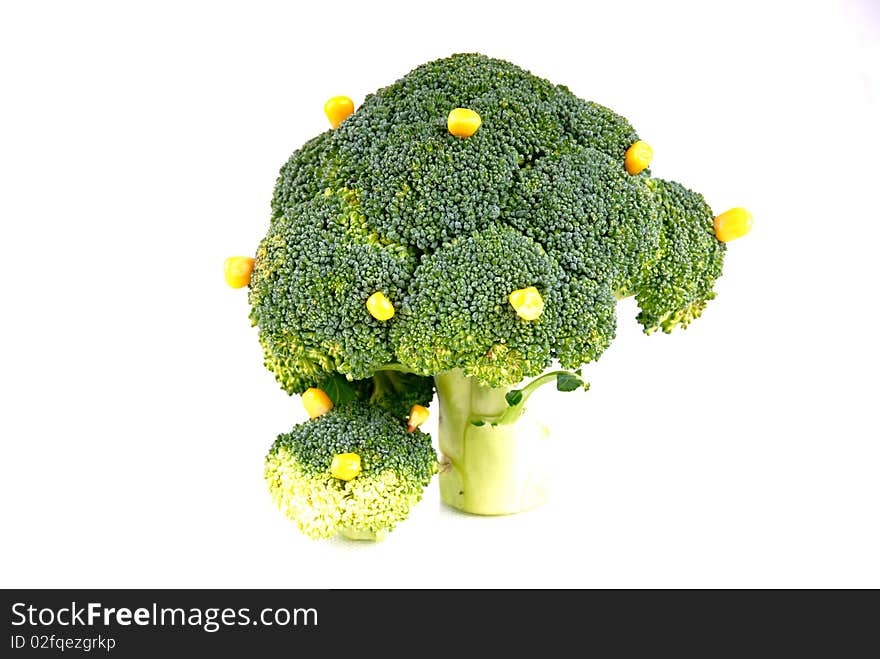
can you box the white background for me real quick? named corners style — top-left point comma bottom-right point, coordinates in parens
top-left (1, 0), bottom-right (878, 588)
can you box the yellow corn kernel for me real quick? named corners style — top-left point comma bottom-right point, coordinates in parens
top-left (447, 108), bottom-right (482, 138)
top-left (713, 207), bottom-right (753, 242)
top-left (224, 256), bottom-right (255, 289)
top-left (324, 96), bottom-right (354, 129)
top-left (624, 140), bottom-right (653, 175)
top-left (509, 286), bottom-right (544, 321)
top-left (330, 452), bottom-right (361, 481)
top-left (302, 387), bottom-right (333, 418)
top-left (366, 291), bottom-right (395, 321)
top-left (407, 404), bottom-right (430, 432)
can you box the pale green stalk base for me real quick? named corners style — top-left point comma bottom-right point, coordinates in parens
top-left (435, 369), bottom-right (551, 516)
top-left (339, 527), bottom-right (386, 542)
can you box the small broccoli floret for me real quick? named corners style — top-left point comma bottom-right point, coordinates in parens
top-left (634, 179), bottom-right (727, 334)
top-left (505, 146), bottom-right (659, 290)
top-left (553, 89), bottom-right (641, 161)
top-left (265, 401), bottom-right (437, 540)
top-left (392, 225), bottom-right (565, 387)
top-left (249, 191), bottom-right (416, 392)
top-left (346, 121), bottom-right (518, 250)
top-left (270, 132), bottom-right (335, 219)
top-left (554, 275), bottom-right (618, 370)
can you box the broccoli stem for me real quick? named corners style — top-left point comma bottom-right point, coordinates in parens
top-left (435, 369), bottom-right (551, 515)
top-left (370, 370), bottom-right (405, 403)
top-left (339, 528), bottom-right (386, 542)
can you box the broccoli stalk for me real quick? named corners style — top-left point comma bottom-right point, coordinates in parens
top-left (435, 368), bottom-right (586, 514)
top-left (436, 369), bottom-right (551, 515)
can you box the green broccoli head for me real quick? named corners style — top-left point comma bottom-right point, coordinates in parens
top-left (265, 401), bottom-right (437, 540)
top-left (248, 53), bottom-right (729, 391)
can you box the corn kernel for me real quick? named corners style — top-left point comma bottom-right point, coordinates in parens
top-left (713, 207), bottom-right (753, 242)
top-left (330, 452), bottom-right (361, 481)
top-left (324, 96), bottom-right (354, 129)
top-left (224, 256), bottom-right (255, 289)
top-left (624, 140), bottom-right (653, 175)
top-left (407, 404), bottom-right (430, 432)
top-left (366, 291), bottom-right (395, 321)
top-left (302, 387), bottom-right (333, 418)
top-left (447, 108), bottom-right (482, 138)
top-left (509, 286), bottom-right (544, 321)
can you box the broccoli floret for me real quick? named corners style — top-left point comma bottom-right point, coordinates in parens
top-left (554, 275), bottom-right (618, 370)
top-left (265, 402), bottom-right (437, 540)
top-left (552, 89), bottom-right (641, 161)
top-left (505, 146), bottom-right (659, 291)
top-left (249, 191), bottom-right (417, 390)
top-left (391, 225), bottom-right (565, 386)
top-left (270, 132), bottom-right (334, 219)
top-left (634, 179), bottom-right (727, 334)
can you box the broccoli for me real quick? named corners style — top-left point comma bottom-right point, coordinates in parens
top-left (265, 401), bottom-right (436, 540)
top-left (229, 53), bottom-right (751, 536)
top-left (633, 179), bottom-right (727, 334)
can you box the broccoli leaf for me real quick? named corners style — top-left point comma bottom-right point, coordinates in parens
top-left (556, 372), bottom-right (585, 392)
top-left (318, 373), bottom-right (356, 406)
top-left (505, 390), bottom-right (523, 407)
